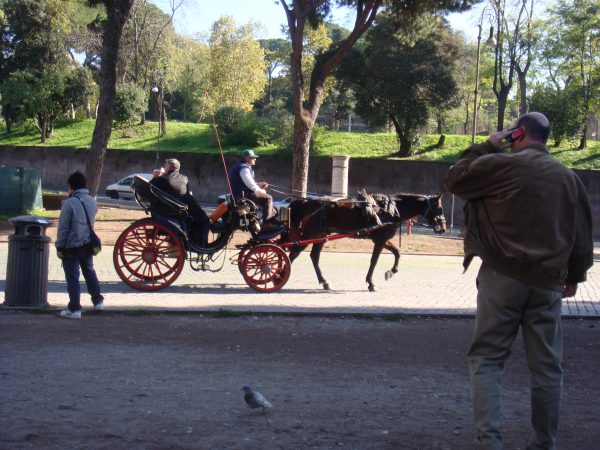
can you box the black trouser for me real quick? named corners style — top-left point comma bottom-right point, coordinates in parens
top-left (248, 190), bottom-right (276, 221)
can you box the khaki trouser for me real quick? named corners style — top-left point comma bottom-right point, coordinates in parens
top-left (468, 263), bottom-right (563, 450)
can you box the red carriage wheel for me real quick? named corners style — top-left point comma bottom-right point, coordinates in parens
top-left (236, 247), bottom-right (250, 274)
top-left (113, 219), bottom-right (185, 291)
top-left (240, 244), bottom-right (291, 293)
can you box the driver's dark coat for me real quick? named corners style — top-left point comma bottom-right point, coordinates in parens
top-left (444, 141), bottom-right (593, 292)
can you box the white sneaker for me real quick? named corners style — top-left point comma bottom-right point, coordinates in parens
top-left (94, 302), bottom-right (104, 311)
top-left (60, 309), bottom-right (81, 319)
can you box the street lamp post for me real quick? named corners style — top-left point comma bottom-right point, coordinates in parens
top-left (471, 25), bottom-right (495, 144)
top-left (452, 21), bottom-right (495, 236)
top-left (152, 80), bottom-right (162, 168)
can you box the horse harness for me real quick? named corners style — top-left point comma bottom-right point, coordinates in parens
top-left (296, 192), bottom-right (398, 231)
top-left (357, 190), bottom-right (401, 226)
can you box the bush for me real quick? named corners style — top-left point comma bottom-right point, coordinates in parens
top-left (258, 105), bottom-right (294, 150)
top-left (114, 84), bottom-right (148, 126)
top-left (213, 105), bottom-right (295, 149)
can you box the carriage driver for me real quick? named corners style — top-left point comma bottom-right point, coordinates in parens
top-left (228, 149), bottom-right (281, 232)
top-left (151, 158), bottom-right (210, 246)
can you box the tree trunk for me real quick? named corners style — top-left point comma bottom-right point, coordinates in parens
top-left (291, 116), bottom-right (313, 197)
top-left (389, 114), bottom-right (411, 157)
top-left (517, 69), bottom-right (528, 116)
top-left (579, 122), bottom-right (588, 150)
top-left (435, 135), bottom-right (446, 148)
top-left (85, 97), bottom-right (92, 119)
top-left (85, 0), bottom-right (134, 197)
top-left (38, 114), bottom-right (47, 144)
top-left (397, 136), bottom-right (411, 156)
top-left (496, 85), bottom-right (510, 131)
top-left (463, 99), bottom-right (470, 135)
top-left (70, 104), bottom-right (76, 120)
top-left (281, 0), bottom-right (381, 197)
top-left (436, 115), bottom-right (444, 135)
top-left (160, 97), bottom-right (167, 136)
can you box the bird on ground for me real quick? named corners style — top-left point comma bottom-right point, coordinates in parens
top-left (242, 386), bottom-right (273, 413)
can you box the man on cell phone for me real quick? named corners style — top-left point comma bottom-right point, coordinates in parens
top-left (444, 112), bottom-right (593, 450)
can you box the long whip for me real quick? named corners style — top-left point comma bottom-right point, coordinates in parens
top-left (205, 91), bottom-right (233, 196)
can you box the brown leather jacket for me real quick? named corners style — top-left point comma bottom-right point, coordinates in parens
top-left (444, 141), bottom-right (593, 292)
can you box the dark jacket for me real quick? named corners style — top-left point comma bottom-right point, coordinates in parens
top-left (229, 160), bottom-right (254, 197)
top-left (150, 171), bottom-right (189, 197)
top-left (444, 141), bottom-right (593, 292)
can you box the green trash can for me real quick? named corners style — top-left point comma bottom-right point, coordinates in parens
top-left (4, 216), bottom-right (51, 307)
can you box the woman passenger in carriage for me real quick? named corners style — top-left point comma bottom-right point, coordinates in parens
top-left (151, 158), bottom-right (210, 245)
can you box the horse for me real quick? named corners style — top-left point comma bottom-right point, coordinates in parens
top-left (287, 193), bottom-right (446, 292)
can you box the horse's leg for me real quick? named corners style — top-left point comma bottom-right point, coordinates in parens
top-left (288, 244), bottom-right (305, 264)
top-left (309, 242), bottom-right (330, 290)
top-left (383, 240), bottom-right (400, 281)
top-left (366, 242), bottom-right (385, 292)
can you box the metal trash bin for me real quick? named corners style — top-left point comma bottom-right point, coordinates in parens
top-left (4, 216), bottom-right (51, 307)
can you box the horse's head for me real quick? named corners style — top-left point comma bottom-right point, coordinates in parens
top-left (423, 194), bottom-right (446, 234)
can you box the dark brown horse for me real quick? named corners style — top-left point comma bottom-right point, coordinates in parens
top-left (287, 193), bottom-right (446, 292)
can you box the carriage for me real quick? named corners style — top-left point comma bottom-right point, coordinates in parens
top-left (113, 176), bottom-right (446, 293)
top-left (112, 175), bottom-right (295, 293)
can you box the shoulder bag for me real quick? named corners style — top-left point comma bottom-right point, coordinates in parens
top-left (76, 197), bottom-right (102, 255)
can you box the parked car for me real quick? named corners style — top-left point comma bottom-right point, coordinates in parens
top-left (105, 173), bottom-right (153, 199)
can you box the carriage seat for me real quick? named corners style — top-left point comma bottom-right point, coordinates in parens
top-left (133, 175), bottom-right (191, 220)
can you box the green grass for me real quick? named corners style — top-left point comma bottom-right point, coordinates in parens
top-left (1, 119), bottom-right (598, 170)
top-left (0, 209), bottom-right (57, 220)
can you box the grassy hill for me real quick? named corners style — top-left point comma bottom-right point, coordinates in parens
top-left (1, 119), bottom-right (598, 170)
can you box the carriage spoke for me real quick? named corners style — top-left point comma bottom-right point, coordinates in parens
top-left (114, 219), bottom-right (184, 291)
top-left (240, 244), bottom-right (290, 293)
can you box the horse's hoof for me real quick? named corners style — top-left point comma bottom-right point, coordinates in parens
top-left (322, 283), bottom-right (331, 291)
top-left (385, 270), bottom-right (393, 281)
top-left (368, 285), bottom-right (377, 292)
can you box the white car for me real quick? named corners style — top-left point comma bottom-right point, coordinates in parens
top-left (105, 173), bottom-right (153, 199)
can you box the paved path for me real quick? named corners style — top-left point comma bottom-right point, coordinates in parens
top-left (0, 243), bottom-right (598, 317)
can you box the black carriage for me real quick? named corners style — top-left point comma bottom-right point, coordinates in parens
top-left (113, 176), bottom-right (292, 293)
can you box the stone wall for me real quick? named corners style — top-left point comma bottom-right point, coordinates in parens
top-left (1, 145), bottom-right (598, 238)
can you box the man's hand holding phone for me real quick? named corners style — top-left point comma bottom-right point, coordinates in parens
top-left (489, 127), bottom-right (524, 151)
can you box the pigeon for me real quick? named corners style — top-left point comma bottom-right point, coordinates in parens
top-left (242, 386), bottom-right (273, 412)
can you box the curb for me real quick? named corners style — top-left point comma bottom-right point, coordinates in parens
top-left (1, 306), bottom-right (599, 321)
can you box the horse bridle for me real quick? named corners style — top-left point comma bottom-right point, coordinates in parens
top-left (413, 196), bottom-right (446, 233)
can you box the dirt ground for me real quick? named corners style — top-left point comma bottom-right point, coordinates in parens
top-left (1, 313), bottom-right (598, 449)
top-left (2, 208), bottom-right (598, 449)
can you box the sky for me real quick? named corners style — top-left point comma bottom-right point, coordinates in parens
top-left (151, 0), bottom-right (488, 43)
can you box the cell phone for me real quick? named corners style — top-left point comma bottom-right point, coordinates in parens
top-left (500, 127), bottom-right (524, 148)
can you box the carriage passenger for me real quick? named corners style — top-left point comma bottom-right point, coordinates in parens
top-left (228, 149), bottom-right (281, 232)
top-left (151, 158), bottom-right (210, 245)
